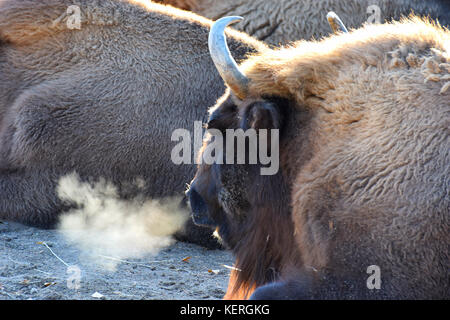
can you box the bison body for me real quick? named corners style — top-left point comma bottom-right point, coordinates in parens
top-left (188, 17), bottom-right (450, 298)
top-left (158, 0), bottom-right (450, 45)
top-left (0, 0), bottom-right (265, 248)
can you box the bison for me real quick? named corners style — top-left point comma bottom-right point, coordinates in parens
top-left (157, 0), bottom-right (450, 45)
top-left (0, 0), bottom-right (268, 248)
top-left (187, 16), bottom-right (450, 299)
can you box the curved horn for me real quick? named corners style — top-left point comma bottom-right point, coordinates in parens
top-left (209, 16), bottom-right (249, 99)
top-left (327, 11), bottom-right (348, 33)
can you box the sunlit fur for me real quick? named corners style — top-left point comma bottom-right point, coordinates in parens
top-left (242, 17), bottom-right (449, 99)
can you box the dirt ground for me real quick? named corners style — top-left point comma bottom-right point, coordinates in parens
top-left (0, 221), bottom-right (234, 300)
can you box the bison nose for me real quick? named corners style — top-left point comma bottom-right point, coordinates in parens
top-left (186, 186), bottom-right (215, 227)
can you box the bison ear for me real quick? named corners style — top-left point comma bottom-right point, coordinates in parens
top-left (240, 101), bottom-right (282, 130)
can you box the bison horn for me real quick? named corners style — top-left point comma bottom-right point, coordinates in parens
top-left (209, 16), bottom-right (249, 99)
top-left (326, 11), bottom-right (348, 33)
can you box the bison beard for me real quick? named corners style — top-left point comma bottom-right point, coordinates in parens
top-left (224, 169), bottom-right (300, 299)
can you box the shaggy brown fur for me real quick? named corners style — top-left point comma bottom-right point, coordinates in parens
top-left (188, 17), bottom-right (449, 298)
top-left (0, 0), bottom-right (266, 248)
top-left (157, 0), bottom-right (450, 45)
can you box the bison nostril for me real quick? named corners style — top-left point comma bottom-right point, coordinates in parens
top-left (187, 186), bottom-right (215, 227)
top-left (187, 187), bottom-right (206, 213)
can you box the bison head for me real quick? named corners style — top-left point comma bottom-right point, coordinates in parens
top-left (188, 17), bottom-right (450, 299)
top-left (186, 90), bottom-right (300, 298)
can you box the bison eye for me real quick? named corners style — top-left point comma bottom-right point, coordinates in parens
top-left (207, 103), bottom-right (238, 131)
top-left (206, 118), bottom-right (220, 130)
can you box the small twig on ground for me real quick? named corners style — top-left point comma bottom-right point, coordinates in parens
top-left (35, 269), bottom-right (52, 276)
top-left (222, 264), bottom-right (241, 272)
top-left (97, 255), bottom-right (162, 269)
top-left (7, 257), bottom-right (28, 265)
top-left (39, 241), bottom-right (71, 267)
top-left (97, 254), bottom-right (168, 269)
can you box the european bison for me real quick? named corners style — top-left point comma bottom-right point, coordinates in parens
top-left (158, 0), bottom-right (450, 45)
top-left (187, 16), bottom-right (450, 298)
top-left (0, 0), bottom-right (267, 248)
